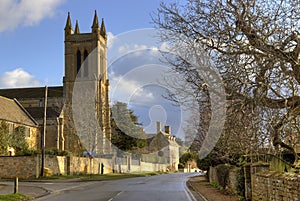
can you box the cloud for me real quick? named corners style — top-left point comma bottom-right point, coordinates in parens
top-left (121, 44), bottom-right (147, 54)
top-left (107, 32), bottom-right (116, 48)
top-left (110, 71), bottom-right (154, 104)
top-left (0, 68), bottom-right (41, 88)
top-left (0, 0), bottom-right (64, 32)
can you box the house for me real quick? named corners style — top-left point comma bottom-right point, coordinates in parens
top-left (144, 122), bottom-right (180, 171)
top-left (0, 87), bottom-right (64, 151)
top-left (0, 96), bottom-right (39, 155)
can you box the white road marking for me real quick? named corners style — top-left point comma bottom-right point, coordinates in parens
top-left (108, 191), bottom-right (123, 201)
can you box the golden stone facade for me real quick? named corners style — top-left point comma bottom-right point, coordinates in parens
top-left (63, 11), bottom-right (111, 154)
top-left (0, 11), bottom-right (111, 155)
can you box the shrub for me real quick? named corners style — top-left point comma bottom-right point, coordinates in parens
top-left (45, 149), bottom-right (70, 156)
top-left (211, 181), bottom-right (223, 190)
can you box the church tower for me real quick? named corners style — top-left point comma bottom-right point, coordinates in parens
top-left (63, 11), bottom-right (111, 155)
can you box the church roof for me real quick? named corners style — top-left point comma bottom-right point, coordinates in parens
top-left (0, 96), bottom-right (38, 127)
top-left (0, 86), bottom-right (63, 99)
top-left (25, 107), bottom-right (61, 120)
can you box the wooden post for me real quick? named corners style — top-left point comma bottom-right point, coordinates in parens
top-left (14, 177), bottom-right (18, 194)
top-left (41, 86), bottom-right (48, 177)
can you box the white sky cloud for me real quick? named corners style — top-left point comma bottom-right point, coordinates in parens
top-left (0, 0), bottom-right (64, 32)
top-left (0, 68), bottom-right (41, 88)
top-left (107, 32), bottom-right (115, 48)
top-left (110, 71), bottom-right (154, 104)
top-left (117, 44), bottom-right (149, 55)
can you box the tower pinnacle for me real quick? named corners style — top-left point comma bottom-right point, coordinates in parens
top-left (74, 20), bottom-right (80, 34)
top-left (64, 12), bottom-right (73, 36)
top-left (100, 18), bottom-right (107, 39)
top-left (92, 10), bottom-right (100, 34)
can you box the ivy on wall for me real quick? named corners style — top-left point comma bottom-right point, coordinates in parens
top-left (0, 121), bottom-right (29, 155)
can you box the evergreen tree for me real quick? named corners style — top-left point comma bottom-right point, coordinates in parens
top-left (111, 102), bottom-right (146, 151)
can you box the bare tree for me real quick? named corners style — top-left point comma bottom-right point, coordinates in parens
top-left (153, 0), bottom-right (300, 164)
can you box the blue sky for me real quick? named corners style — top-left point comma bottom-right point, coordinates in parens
top-left (0, 0), bottom-right (174, 87)
top-left (0, 0), bottom-right (194, 138)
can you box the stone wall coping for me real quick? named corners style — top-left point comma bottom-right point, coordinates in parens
top-left (255, 171), bottom-right (280, 178)
top-left (251, 162), bottom-right (270, 167)
top-left (256, 171), bottom-right (300, 180)
top-left (0, 155), bottom-right (37, 158)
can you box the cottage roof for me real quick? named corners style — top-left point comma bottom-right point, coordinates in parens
top-left (0, 96), bottom-right (38, 127)
top-left (0, 86), bottom-right (63, 99)
top-left (147, 131), bottom-right (180, 149)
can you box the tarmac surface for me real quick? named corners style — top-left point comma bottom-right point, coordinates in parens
top-left (0, 182), bottom-right (48, 198)
top-left (0, 174), bottom-right (205, 201)
top-left (0, 178), bottom-right (83, 199)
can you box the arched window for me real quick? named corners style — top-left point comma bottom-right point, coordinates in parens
top-left (77, 50), bottom-right (81, 76)
top-left (84, 50), bottom-right (89, 77)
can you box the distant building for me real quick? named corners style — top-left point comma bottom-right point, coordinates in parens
top-left (144, 122), bottom-right (180, 171)
top-left (0, 96), bottom-right (39, 155)
top-left (0, 11), bottom-right (111, 155)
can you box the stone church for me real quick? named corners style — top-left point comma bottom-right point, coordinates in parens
top-left (0, 11), bottom-right (111, 155)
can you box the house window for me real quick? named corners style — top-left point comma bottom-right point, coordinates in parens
top-left (25, 127), bottom-right (30, 138)
top-left (77, 50), bottom-right (81, 76)
top-left (8, 123), bottom-right (14, 134)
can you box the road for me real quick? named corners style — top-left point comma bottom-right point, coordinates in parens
top-left (33, 173), bottom-right (199, 201)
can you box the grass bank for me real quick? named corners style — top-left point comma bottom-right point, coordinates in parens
top-left (35, 171), bottom-right (165, 181)
top-left (0, 193), bottom-right (30, 201)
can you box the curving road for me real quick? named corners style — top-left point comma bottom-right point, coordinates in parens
top-left (33, 173), bottom-right (200, 201)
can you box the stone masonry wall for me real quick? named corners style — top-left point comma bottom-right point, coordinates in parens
top-left (227, 167), bottom-right (240, 195)
top-left (0, 156), bottom-right (39, 179)
top-left (252, 171), bottom-right (300, 201)
top-left (209, 164), bottom-right (234, 188)
top-left (0, 155), bottom-right (169, 179)
top-left (45, 155), bottom-right (67, 175)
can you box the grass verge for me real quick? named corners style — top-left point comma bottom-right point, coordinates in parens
top-left (34, 171), bottom-right (165, 181)
top-left (0, 193), bottom-right (31, 201)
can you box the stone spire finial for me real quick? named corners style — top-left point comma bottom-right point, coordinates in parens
top-left (100, 18), bottom-right (107, 39)
top-left (64, 12), bottom-right (73, 35)
top-left (92, 10), bottom-right (100, 33)
top-left (74, 20), bottom-right (80, 34)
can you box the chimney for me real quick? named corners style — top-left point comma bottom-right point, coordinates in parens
top-left (156, 122), bottom-right (161, 133)
top-left (165, 126), bottom-right (171, 135)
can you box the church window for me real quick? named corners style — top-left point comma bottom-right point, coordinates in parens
top-left (84, 50), bottom-right (89, 77)
top-left (77, 50), bottom-right (81, 76)
top-left (39, 99), bottom-right (43, 107)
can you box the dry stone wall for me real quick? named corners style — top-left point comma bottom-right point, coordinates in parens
top-left (252, 171), bottom-right (300, 201)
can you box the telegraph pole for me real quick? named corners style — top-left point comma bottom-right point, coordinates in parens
top-left (41, 86), bottom-right (48, 177)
